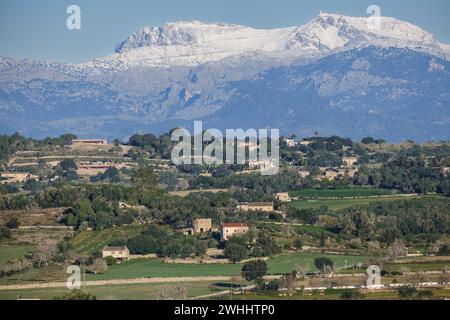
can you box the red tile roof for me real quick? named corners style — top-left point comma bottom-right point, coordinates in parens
top-left (222, 222), bottom-right (248, 228)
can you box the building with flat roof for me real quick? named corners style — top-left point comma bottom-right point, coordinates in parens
top-left (221, 222), bottom-right (249, 241)
top-left (193, 218), bottom-right (212, 234)
top-left (72, 139), bottom-right (107, 145)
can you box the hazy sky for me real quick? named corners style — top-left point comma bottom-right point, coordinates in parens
top-left (1, 0), bottom-right (449, 63)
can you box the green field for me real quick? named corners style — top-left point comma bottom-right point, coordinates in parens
top-left (289, 187), bottom-right (397, 199)
top-left (383, 261), bottom-right (450, 273)
top-left (0, 246), bottom-right (35, 265)
top-left (236, 289), bottom-right (450, 300)
top-left (68, 225), bottom-right (147, 256)
top-left (0, 281), bottom-right (217, 300)
top-left (86, 252), bottom-right (366, 281)
top-left (289, 195), bottom-right (421, 211)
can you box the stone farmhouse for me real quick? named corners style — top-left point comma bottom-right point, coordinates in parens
top-left (193, 218), bottom-right (212, 233)
top-left (237, 202), bottom-right (274, 212)
top-left (221, 222), bottom-right (249, 240)
top-left (101, 246), bottom-right (130, 260)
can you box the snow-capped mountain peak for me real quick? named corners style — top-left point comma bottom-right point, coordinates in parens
top-left (115, 20), bottom-right (248, 53)
top-left (92, 12), bottom-right (449, 71)
top-left (284, 12), bottom-right (441, 53)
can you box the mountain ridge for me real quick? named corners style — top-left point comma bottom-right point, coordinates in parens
top-left (0, 13), bottom-right (449, 142)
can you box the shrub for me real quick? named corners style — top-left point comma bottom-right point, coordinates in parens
top-left (293, 238), bottom-right (304, 250)
top-left (314, 257), bottom-right (334, 273)
top-left (0, 226), bottom-right (11, 239)
top-left (54, 290), bottom-right (96, 300)
top-left (105, 256), bottom-right (117, 266)
top-left (398, 286), bottom-right (417, 298)
top-left (417, 290), bottom-right (434, 299)
top-left (340, 290), bottom-right (365, 300)
top-left (5, 218), bottom-right (20, 229)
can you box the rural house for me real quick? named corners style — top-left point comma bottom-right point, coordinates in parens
top-left (275, 192), bottom-right (291, 202)
top-left (102, 246), bottom-right (130, 260)
top-left (221, 223), bottom-right (249, 240)
top-left (237, 202), bottom-right (274, 212)
top-left (342, 156), bottom-right (358, 167)
top-left (193, 218), bottom-right (212, 233)
top-left (71, 139), bottom-right (108, 145)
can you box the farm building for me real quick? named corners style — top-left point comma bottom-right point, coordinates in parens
top-left (283, 138), bottom-right (298, 147)
top-left (237, 202), bottom-right (273, 212)
top-left (275, 192), bottom-right (291, 202)
top-left (193, 218), bottom-right (212, 233)
top-left (71, 139), bottom-right (107, 145)
top-left (221, 222), bottom-right (249, 240)
top-left (342, 156), bottom-right (358, 167)
top-left (324, 169), bottom-right (340, 180)
top-left (102, 246), bottom-right (130, 260)
top-left (180, 227), bottom-right (194, 235)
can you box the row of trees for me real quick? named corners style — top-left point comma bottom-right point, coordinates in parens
top-left (114, 225), bottom-right (207, 258)
top-left (0, 133), bottom-right (77, 163)
top-left (335, 197), bottom-right (450, 243)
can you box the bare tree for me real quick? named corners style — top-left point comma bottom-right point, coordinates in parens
top-left (429, 240), bottom-right (443, 255)
top-left (279, 272), bottom-right (297, 295)
top-left (407, 271), bottom-right (426, 289)
top-left (387, 240), bottom-right (407, 263)
top-left (399, 267), bottom-right (410, 278)
top-left (175, 284), bottom-right (187, 299)
top-left (438, 270), bottom-right (449, 285)
top-left (90, 257), bottom-right (107, 274)
top-left (157, 286), bottom-right (172, 300)
top-left (294, 263), bottom-right (309, 279)
top-left (34, 241), bottom-right (58, 269)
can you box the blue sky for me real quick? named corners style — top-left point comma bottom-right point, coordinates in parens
top-left (1, 0), bottom-right (449, 63)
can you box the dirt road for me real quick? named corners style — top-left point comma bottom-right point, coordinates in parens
top-left (0, 275), bottom-right (282, 291)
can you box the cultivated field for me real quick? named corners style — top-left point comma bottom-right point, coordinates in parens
top-left (0, 245), bottom-right (35, 265)
top-left (288, 187), bottom-right (428, 211)
top-left (289, 187), bottom-right (398, 199)
top-left (68, 225), bottom-right (147, 256)
top-left (0, 281), bottom-right (217, 300)
top-left (85, 252), bottom-right (366, 281)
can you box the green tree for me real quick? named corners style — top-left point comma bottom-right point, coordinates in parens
top-left (105, 256), bottom-right (117, 266)
top-left (224, 243), bottom-right (248, 263)
top-left (314, 257), bottom-right (334, 273)
top-left (5, 217), bottom-right (20, 229)
top-left (0, 226), bottom-right (12, 239)
top-left (241, 260), bottom-right (267, 281)
top-left (132, 167), bottom-right (158, 190)
top-left (320, 231), bottom-right (326, 247)
top-left (59, 159), bottom-right (77, 171)
top-left (398, 286), bottom-right (417, 298)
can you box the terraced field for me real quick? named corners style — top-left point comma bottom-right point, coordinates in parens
top-left (289, 195), bottom-right (422, 211)
top-left (289, 187), bottom-right (398, 199)
top-left (68, 225), bottom-right (146, 256)
top-left (288, 187), bottom-right (423, 211)
top-left (0, 246), bottom-right (35, 265)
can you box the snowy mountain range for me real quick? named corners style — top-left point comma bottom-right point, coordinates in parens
top-left (1, 12), bottom-right (449, 141)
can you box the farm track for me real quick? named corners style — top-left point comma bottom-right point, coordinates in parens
top-left (0, 275), bottom-right (282, 291)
